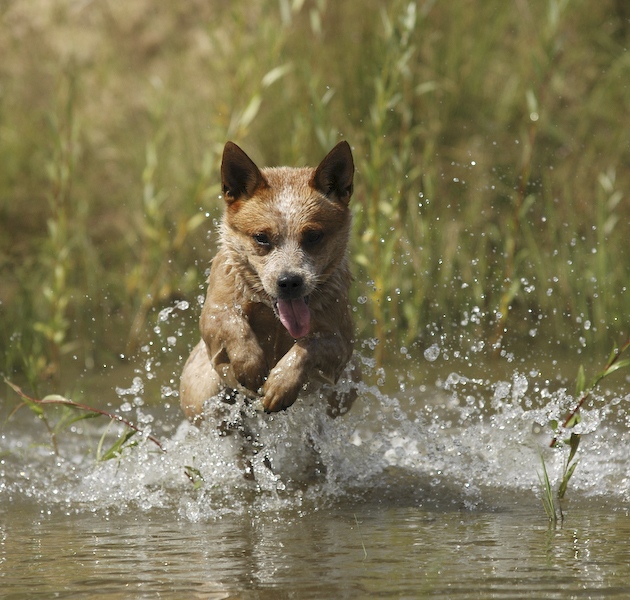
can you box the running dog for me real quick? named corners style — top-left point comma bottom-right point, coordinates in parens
top-left (180, 141), bottom-right (358, 423)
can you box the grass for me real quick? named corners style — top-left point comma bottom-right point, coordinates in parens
top-left (4, 377), bottom-right (165, 458)
top-left (0, 0), bottom-right (629, 382)
top-left (539, 338), bottom-right (630, 523)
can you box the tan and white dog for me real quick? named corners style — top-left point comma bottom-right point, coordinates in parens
top-left (180, 141), bottom-right (357, 423)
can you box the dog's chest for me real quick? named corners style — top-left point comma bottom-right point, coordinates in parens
top-left (247, 302), bottom-right (295, 363)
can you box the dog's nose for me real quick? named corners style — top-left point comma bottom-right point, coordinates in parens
top-left (277, 273), bottom-right (305, 299)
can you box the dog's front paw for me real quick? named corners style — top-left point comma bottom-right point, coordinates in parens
top-left (231, 350), bottom-right (268, 393)
top-left (261, 366), bottom-right (303, 412)
top-left (213, 344), bottom-right (268, 394)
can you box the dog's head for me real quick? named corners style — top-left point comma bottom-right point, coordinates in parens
top-left (219, 141), bottom-right (354, 339)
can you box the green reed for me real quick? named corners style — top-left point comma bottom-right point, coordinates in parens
top-left (6, 377), bottom-right (205, 490)
top-left (352, 2), bottom-right (424, 364)
top-left (5, 378), bottom-right (165, 458)
top-left (24, 66), bottom-right (98, 386)
top-left (491, 0), bottom-right (567, 351)
top-left (0, 1), bottom-right (629, 378)
top-left (540, 338), bottom-right (630, 523)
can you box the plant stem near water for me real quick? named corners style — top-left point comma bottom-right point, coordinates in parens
top-left (540, 338), bottom-right (630, 522)
top-left (4, 378), bottom-right (166, 454)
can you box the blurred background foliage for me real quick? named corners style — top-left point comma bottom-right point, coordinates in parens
top-left (0, 0), bottom-right (629, 385)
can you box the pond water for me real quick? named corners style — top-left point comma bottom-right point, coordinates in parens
top-left (1, 309), bottom-right (629, 598)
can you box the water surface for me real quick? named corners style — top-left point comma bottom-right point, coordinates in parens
top-left (1, 323), bottom-right (629, 598)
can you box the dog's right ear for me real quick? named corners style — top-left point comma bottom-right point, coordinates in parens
top-left (221, 141), bottom-right (267, 203)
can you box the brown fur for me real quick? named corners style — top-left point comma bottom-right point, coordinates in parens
top-left (180, 141), bottom-right (357, 422)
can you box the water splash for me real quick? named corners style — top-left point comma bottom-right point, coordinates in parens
top-left (3, 362), bottom-right (628, 521)
top-left (2, 303), bottom-right (628, 521)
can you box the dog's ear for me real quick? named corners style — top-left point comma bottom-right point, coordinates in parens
top-left (221, 141), bottom-right (267, 203)
top-left (311, 141), bottom-right (354, 204)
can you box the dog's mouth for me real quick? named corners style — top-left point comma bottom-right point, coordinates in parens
top-left (274, 296), bottom-right (310, 339)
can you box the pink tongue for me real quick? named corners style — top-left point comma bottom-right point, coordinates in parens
top-left (277, 298), bottom-right (311, 339)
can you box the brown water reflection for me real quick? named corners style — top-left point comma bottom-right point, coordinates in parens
top-left (1, 500), bottom-right (629, 598)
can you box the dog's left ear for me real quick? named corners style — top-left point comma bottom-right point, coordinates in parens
top-left (311, 141), bottom-right (354, 204)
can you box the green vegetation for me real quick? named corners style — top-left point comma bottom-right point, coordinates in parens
top-left (1, 1), bottom-right (629, 382)
top-left (5, 378), bottom-right (165, 458)
top-left (540, 338), bottom-right (630, 523)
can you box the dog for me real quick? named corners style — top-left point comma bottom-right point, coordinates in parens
top-left (180, 141), bottom-right (358, 426)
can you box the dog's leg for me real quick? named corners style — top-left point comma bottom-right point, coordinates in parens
top-left (181, 340), bottom-right (264, 479)
top-left (325, 354), bottom-right (361, 418)
top-left (179, 339), bottom-right (223, 422)
top-left (262, 333), bottom-right (354, 412)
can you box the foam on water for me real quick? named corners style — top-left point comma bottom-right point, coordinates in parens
top-left (2, 355), bottom-right (628, 521)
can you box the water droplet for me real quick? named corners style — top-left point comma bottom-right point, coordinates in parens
top-left (424, 344), bottom-right (440, 362)
top-left (115, 376), bottom-right (144, 397)
top-left (512, 373), bottom-right (528, 399)
top-left (158, 307), bottom-right (173, 322)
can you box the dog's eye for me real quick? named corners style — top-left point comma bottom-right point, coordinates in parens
top-left (253, 233), bottom-right (271, 247)
top-left (303, 230), bottom-right (323, 246)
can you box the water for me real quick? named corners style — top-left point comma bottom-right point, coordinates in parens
top-left (2, 501), bottom-right (628, 599)
top-left (1, 309), bottom-right (629, 597)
